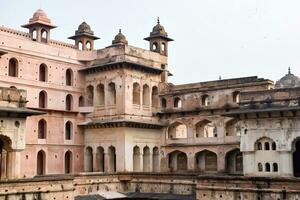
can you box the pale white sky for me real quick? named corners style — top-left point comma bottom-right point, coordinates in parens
top-left (1, 0), bottom-right (300, 84)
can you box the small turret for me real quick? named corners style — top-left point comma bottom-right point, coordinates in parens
top-left (112, 29), bottom-right (128, 45)
top-left (144, 17), bottom-right (173, 56)
top-left (22, 9), bottom-right (56, 43)
top-left (69, 21), bottom-right (100, 51)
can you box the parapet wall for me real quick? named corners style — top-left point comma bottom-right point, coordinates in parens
top-left (1, 173), bottom-right (300, 200)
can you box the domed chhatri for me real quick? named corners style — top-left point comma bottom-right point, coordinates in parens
top-left (275, 67), bottom-right (300, 89)
top-left (112, 29), bottom-right (128, 45)
top-left (144, 17), bottom-right (173, 56)
top-left (22, 9), bottom-right (56, 28)
top-left (76, 22), bottom-right (94, 36)
top-left (151, 17), bottom-right (168, 37)
top-left (69, 21), bottom-right (99, 40)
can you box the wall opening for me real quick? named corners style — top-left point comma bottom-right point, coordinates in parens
top-left (168, 151), bottom-right (187, 172)
top-left (37, 150), bottom-right (46, 175)
top-left (151, 86), bottom-right (159, 108)
top-left (64, 151), bottom-right (72, 174)
top-left (133, 146), bottom-right (141, 172)
top-left (86, 85), bottom-right (94, 106)
top-left (65, 94), bottom-right (73, 111)
top-left (97, 146), bottom-right (105, 172)
top-left (168, 122), bottom-right (187, 139)
top-left (195, 150), bottom-right (218, 172)
top-left (293, 139), bottom-right (300, 177)
top-left (65, 121), bottom-right (72, 140)
top-left (133, 83), bottom-right (141, 105)
top-left (174, 97), bottom-right (182, 108)
top-left (143, 146), bottom-right (151, 172)
top-left (142, 84), bottom-right (150, 106)
top-left (38, 91), bottom-right (47, 108)
top-left (108, 146), bottom-right (116, 172)
top-left (38, 119), bottom-right (46, 139)
top-left (97, 84), bottom-right (105, 106)
top-left (85, 147), bottom-right (93, 172)
top-left (39, 64), bottom-right (47, 82)
top-left (152, 147), bottom-right (159, 172)
top-left (66, 68), bottom-right (73, 86)
top-left (8, 58), bottom-right (18, 77)
top-left (225, 149), bottom-right (243, 174)
top-left (108, 82), bottom-right (116, 105)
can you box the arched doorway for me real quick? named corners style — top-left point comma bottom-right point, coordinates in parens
top-left (168, 150), bottom-right (187, 172)
top-left (108, 146), bottom-right (116, 172)
top-left (37, 150), bottom-right (46, 175)
top-left (85, 147), bottom-right (93, 172)
top-left (293, 139), bottom-right (300, 177)
top-left (0, 137), bottom-right (12, 179)
top-left (195, 150), bottom-right (218, 172)
top-left (225, 149), bottom-right (243, 174)
top-left (133, 146), bottom-right (141, 172)
top-left (97, 146), bottom-right (105, 172)
top-left (64, 151), bottom-right (72, 174)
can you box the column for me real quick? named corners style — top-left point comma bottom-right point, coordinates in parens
top-left (104, 153), bottom-right (109, 173)
top-left (93, 151), bottom-right (98, 172)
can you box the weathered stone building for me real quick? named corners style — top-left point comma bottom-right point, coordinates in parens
top-left (0, 9), bottom-right (300, 200)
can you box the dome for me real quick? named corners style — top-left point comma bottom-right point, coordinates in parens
top-left (75, 21), bottom-right (94, 35)
top-left (275, 68), bottom-right (300, 89)
top-left (151, 17), bottom-right (167, 37)
top-left (112, 29), bottom-right (128, 45)
top-left (32, 9), bottom-right (47, 19)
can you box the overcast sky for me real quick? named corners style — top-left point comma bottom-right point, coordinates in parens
top-left (1, 0), bottom-right (300, 84)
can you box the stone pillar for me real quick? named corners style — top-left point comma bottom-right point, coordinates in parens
top-left (93, 151), bottom-right (98, 172)
top-left (1, 150), bottom-right (6, 179)
top-left (104, 153), bottom-right (109, 173)
top-left (149, 153), bottom-right (153, 172)
top-left (279, 151), bottom-right (294, 177)
top-left (217, 151), bottom-right (226, 173)
top-left (187, 153), bottom-right (195, 171)
top-left (6, 150), bottom-right (21, 179)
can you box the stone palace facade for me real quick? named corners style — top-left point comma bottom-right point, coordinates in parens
top-left (0, 9), bottom-right (300, 200)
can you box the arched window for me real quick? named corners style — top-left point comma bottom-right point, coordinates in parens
top-left (151, 86), bottom-right (159, 108)
top-left (258, 163), bottom-right (263, 172)
top-left (174, 97), bottom-right (182, 108)
top-left (96, 84), bottom-right (105, 106)
top-left (265, 142), bottom-right (270, 150)
top-left (272, 142), bottom-right (276, 150)
top-left (65, 121), bottom-right (72, 140)
top-left (38, 119), bottom-right (46, 139)
top-left (78, 41), bottom-right (83, 50)
top-left (39, 64), bottom-right (47, 82)
top-left (257, 142), bottom-right (262, 150)
top-left (108, 146), bottom-right (116, 172)
top-left (161, 98), bottom-right (167, 108)
top-left (168, 151), bottom-right (187, 171)
top-left (265, 163), bottom-right (270, 172)
top-left (161, 43), bottom-right (166, 52)
top-left (32, 29), bottom-right (37, 41)
top-left (273, 163), bottom-right (278, 172)
top-left (86, 85), bottom-right (94, 106)
top-left (142, 84), bottom-right (150, 106)
top-left (97, 146), bottom-right (105, 172)
top-left (152, 42), bottom-right (158, 51)
top-left (66, 68), bottom-right (73, 86)
top-left (86, 41), bottom-right (91, 50)
top-left (143, 146), bottom-right (151, 172)
top-left (65, 94), bottom-right (73, 111)
top-left (8, 58), bottom-right (18, 77)
top-left (133, 83), bottom-right (140, 105)
top-left (133, 146), bottom-right (141, 172)
top-left (108, 82), bottom-right (116, 105)
top-left (64, 151), bottom-right (72, 174)
top-left (85, 147), bottom-right (93, 172)
top-left (202, 95), bottom-right (209, 106)
top-left (41, 29), bottom-right (48, 43)
top-left (37, 150), bottom-right (45, 175)
top-left (195, 150), bottom-right (218, 172)
top-left (195, 120), bottom-right (216, 138)
top-left (153, 147), bottom-right (159, 172)
top-left (225, 149), bottom-right (243, 174)
top-left (38, 91), bottom-right (47, 108)
top-left (232, 91), bottom-right (240, 103)
top-left (79, 96), bottom-right (84, 107)
top-left (168, 122), bottom-right (187, 139)
top-left (225, 119), bottom-right (240, 136)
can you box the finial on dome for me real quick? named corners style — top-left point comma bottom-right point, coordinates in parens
top-left (157, 17), bottom-right (160, 24)
top-left (288, 67), bottom-right (291, 74)
top-left (112, 29), bottom-right (128, 45)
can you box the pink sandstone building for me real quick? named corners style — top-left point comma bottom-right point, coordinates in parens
top-left (0, 9), bottom-right (300, 200)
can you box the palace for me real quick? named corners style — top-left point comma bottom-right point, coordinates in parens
top-left (0, 9), bottom-right (300, 200)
